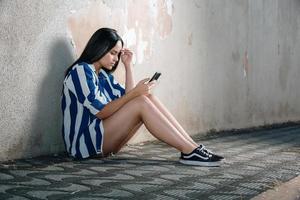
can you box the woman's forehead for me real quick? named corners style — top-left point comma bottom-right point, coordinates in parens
top-left (112, 41), bottom-right (122, 51)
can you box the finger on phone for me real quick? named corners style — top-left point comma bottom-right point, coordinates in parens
top-left (140, 78), bottom-right (150, 84)
top-left (148, 81), bottom-right (156, 87)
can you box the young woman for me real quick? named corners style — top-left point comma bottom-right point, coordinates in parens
top-left (61, 28), bottom-right (223, 166)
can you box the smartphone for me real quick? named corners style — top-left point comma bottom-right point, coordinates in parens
top-left (149, 72), bottom-right (161, 82)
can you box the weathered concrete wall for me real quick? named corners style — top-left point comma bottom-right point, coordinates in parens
top-left (0, 0), bottom-right (300, 161)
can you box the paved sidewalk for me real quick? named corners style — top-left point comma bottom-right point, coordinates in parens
top-left (0, 124), bottom-right (300, 200)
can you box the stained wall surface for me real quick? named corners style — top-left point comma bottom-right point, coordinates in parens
top-left (0, 0), bottom-right (299, 160)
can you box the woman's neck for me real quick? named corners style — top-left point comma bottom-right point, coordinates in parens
top-left (93, 62), bottom-right (102, 75)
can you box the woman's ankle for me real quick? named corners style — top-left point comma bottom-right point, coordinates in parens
top-left (181, 146), bottom-right (197, 154)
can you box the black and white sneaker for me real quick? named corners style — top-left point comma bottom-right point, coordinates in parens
top-left (179, 147), bottom-right (221, 167)
top-left (199, 144), bottom-right (224, 160)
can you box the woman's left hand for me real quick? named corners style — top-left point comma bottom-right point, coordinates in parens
top-left (120, 48), bottom-right (133, 69)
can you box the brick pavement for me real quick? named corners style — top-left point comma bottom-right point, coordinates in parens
top-left (0, 124), bottom-right (299, 200)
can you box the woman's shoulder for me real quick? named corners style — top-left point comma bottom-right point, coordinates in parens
top-left (77, 62), bottom-right (91, 69)
top-left (71, 62), bottom-right (95, 74)
top-left (65, 62), bottom-right (95, 80)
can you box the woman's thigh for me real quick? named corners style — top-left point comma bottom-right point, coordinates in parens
top-left (102, 96), bottom-right (148, 154)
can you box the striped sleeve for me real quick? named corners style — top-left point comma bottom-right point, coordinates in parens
top-left (107, 73), bottom-right (126, 100)
top-left (64, 64), bottom-right (107, 115)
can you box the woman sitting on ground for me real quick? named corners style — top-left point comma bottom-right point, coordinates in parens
top-left (61, 28), bottom-right (224, 166)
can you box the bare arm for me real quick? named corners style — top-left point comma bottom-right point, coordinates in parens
top-left (121, 48), bottom-right (135, 93)
top-left (96, 78), bottom-right (154, 120)
top-left (125, 65), bottom-right (134, 93)
top-left (96, 89), bottom-right (137, 119)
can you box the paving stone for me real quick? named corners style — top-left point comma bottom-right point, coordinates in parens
top-left (94, 188), bottom-right (134, 198)
top-left (53, 183), bottom-right (91, 192)
top-left (26, 190), bottom-right (69, 200)
top-left (38, 165), bottom-right (65, 171)
top-left (6, 195), bottom-right (30, 200)
top-left (80, 179), bottom-right (117, 187)
top-left (240, 182), bottom-right (264, 190)
top-left (69, 169), bottom-right (99, 176)
top-left (121, 183), bottom-right (165, 193)
top-left (152, 194), bottom-right (178, 200)
top-left (70, 198), bottom-right (112, 200)
top-left (136, 165), bottom-right (171, 172)
top-left (44, 174), bottom-right (82, 181)
top-left (9, 170), bottom-right (35, 177)
top-left (209, 194), bottom-right (242, 200)
top-left (122, 169), bottom-right (152, 176)
top-left (163, 189), bottom-right (198, 199)
top-left (0, 185), bottom-right (23, 193)
top-left (200, 178), bottom-right (229, 185)
top-left (223, 186), bottom-right (258, 195)
top-left (108, 173), bottom-right (135, 180)
top-left (0, 172), bottom-right (14, 180)
top-left (160, 174), bottom-right (190, 181)
top-left (181, 182), bottom-right (216, 190)
top-left (15, 177), bottom-right (51, 186)
top-left (89, 166), bottom-right (123, 173)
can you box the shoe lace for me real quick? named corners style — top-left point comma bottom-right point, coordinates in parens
top-left (197, 146), bottom-right (211, 157)
top-left (199, 145), bottom-right (214, 155)
top-left (204, 147), bottom-right (213, 154)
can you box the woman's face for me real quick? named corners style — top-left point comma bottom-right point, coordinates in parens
top-left (99, 40), bottom-right (122, 70)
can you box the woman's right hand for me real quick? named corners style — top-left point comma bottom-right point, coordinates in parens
top-left (132, 78), bottom-right (156, 96)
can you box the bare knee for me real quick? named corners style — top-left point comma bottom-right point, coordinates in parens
top-left (131, 95), bottom-right (153, 110)
top-left (146, 94), bottom-right (156, 102)
top-left (146, 94), bottom-right (162, 109)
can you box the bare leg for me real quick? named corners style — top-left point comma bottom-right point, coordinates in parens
top-left (102, 96), bottom-right (197, 155)
top-left (147, 94), bottom-right (199, 146)
top-left (113, 122), bottom-right (142, 154)
top-left (113, 94), bottom-right (198, 151)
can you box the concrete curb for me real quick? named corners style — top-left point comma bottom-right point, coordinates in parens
top-left (251, 176), bottom-right (300, 200)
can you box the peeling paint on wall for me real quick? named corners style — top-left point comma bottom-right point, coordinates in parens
top-left (156, 0), bottom-right (173, 39)
top-left (123, 0), bottom-right (173, 63)
top-left (243, 50), bottom-right (250, 77)
top-left (67, 1), bottom-right (126, 56)
top-left (67, 0), bottom-right (173, 64)
top-left (188, 33), bottom-right (193, 46)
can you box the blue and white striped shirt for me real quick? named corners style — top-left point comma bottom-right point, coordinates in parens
top-left (61, 62), bottom-right (125, 159)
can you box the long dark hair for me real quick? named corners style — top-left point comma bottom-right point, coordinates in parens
top-left (65, 28), bottom-right (123, 77)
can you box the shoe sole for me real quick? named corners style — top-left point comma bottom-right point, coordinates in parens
top-left (179, 159), bottom-right (221, 167)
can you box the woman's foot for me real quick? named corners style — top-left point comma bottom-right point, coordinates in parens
top-left (179, 147), bottom-right (221, 167)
